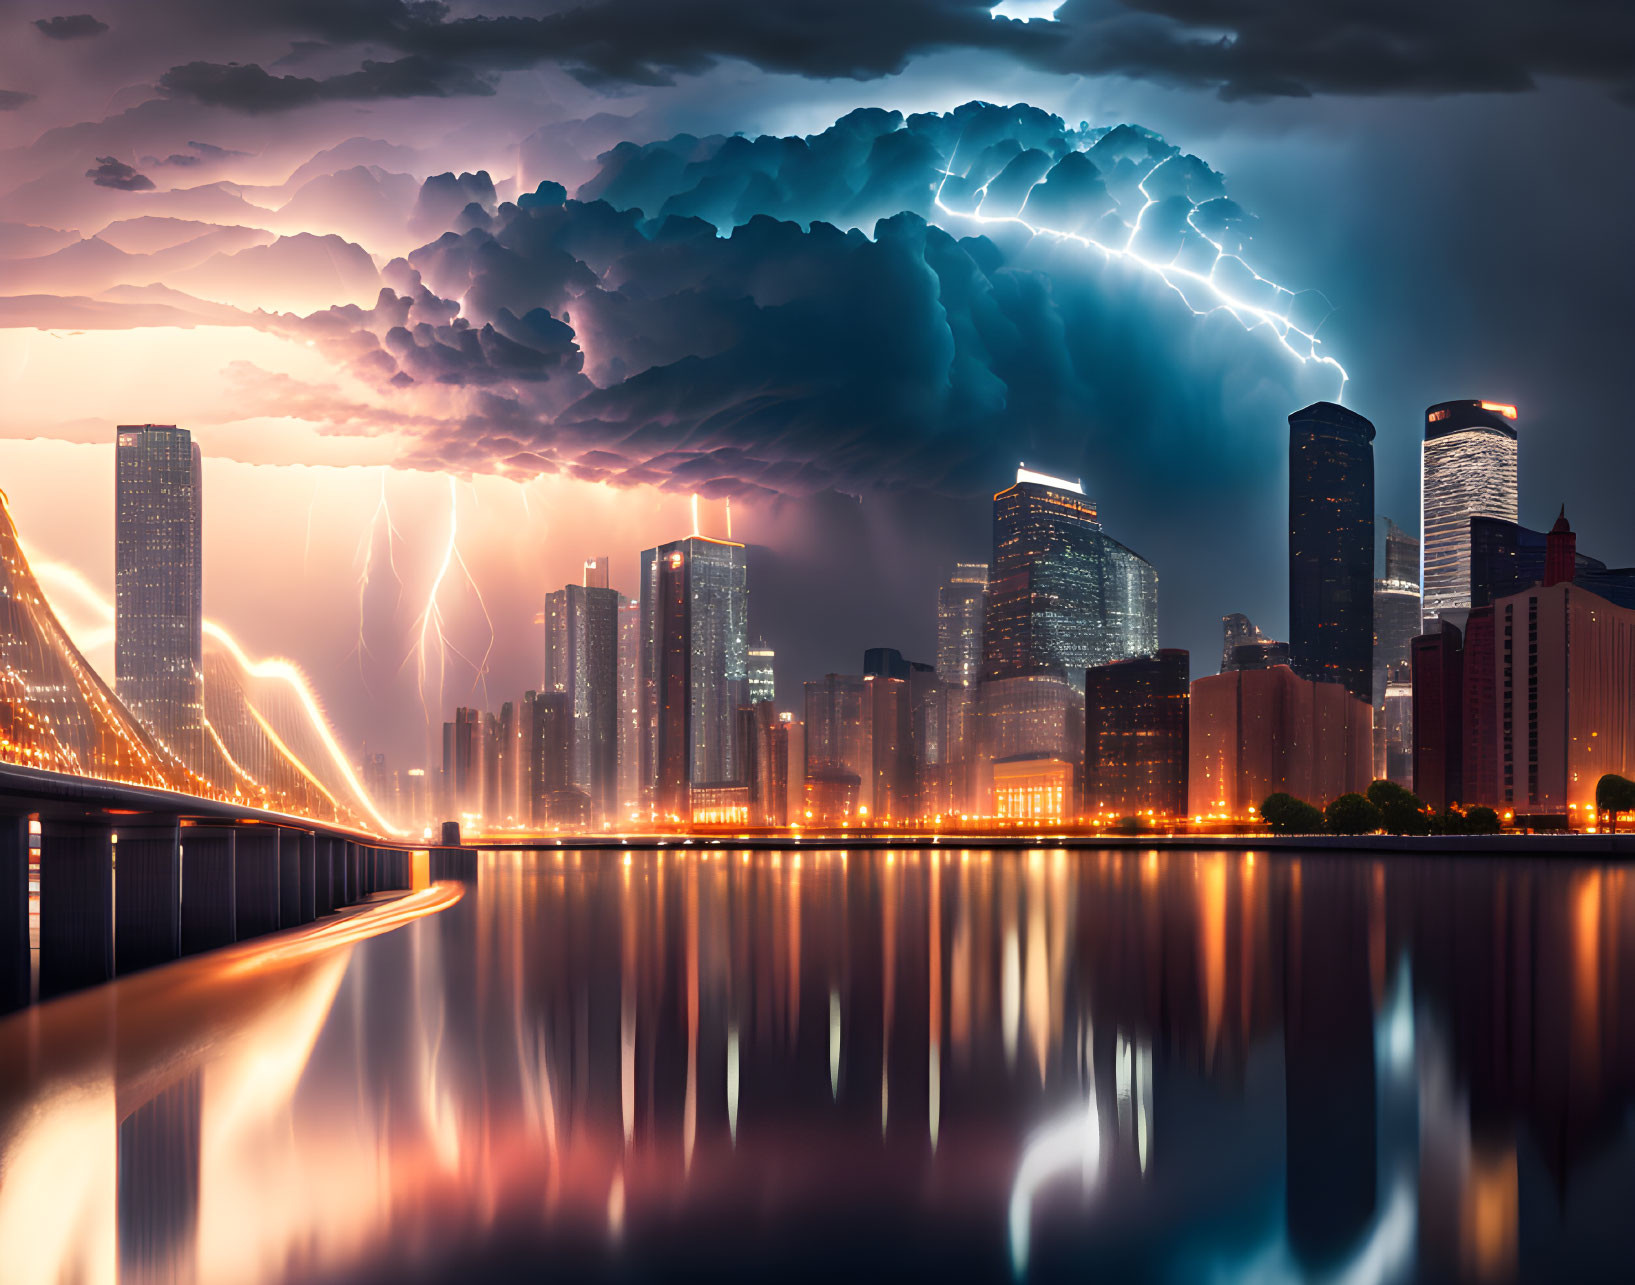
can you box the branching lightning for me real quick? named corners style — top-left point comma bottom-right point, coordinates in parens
top-left (408, 475), bottom-right (496, 730)
top-left (931, 140), bottom-right (1349, 399)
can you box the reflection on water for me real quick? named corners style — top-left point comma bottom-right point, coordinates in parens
top-left (3, 851), bottom-right (1635, 1282)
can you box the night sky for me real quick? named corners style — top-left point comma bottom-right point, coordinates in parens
top-left (2, 1), bottom-right (1632, 765)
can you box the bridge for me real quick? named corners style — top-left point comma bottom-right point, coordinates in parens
top-left (0, 759), bottom-right (471, 1014)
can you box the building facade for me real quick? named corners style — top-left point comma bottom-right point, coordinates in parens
top-left (544, 580), bottom-right (620, 820)
top-left (1374, 519), bottom-right (1421, 784)
top-left (114, 424), bottom-right (204, 768)
top-left (748, 639), bottom-right (776, 706)
top-left (1422, 400), bottom-right (1519, 629)
top-left (1188, 666), bottom-right (1373, 819)
top-left (1084, 649), bottom-right (1190, 819)
top-left (981, 467), bottom-right (1157, 688)
top-left (936, 563), bottom-right (988, 688)
top-left (1289, 401), bottom-right (1375, 705)
top-left (639, 536), bottom-right (749, 817)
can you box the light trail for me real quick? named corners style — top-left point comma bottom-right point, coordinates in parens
top-left (26, 553), bottom-right (404, 836)
top-left (352, 468), bottom-right (405, 678)
top-left (931, 137), bottom-right (1349, 399)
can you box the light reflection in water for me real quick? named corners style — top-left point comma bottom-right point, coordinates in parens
top-left (3, 851), bottom-right (1635, 1282)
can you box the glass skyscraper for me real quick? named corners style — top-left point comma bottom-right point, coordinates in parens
top-left (1421, 399), bottom-right (1518, 629)
top-left (1289, 401), bottom-right (1375, 705)
top-left (639, 536), bottom-right (749, 815)
top-left (114, 424), bottom-right (203, 768)
top-left (935, 562), bottom-right (987, 687)
top-left (544, 578), bottom-right (620, 821)
top-left (981, 467), bottom-right (1157, 690)
top-left (1373, 518), bottom-right (1421, 784)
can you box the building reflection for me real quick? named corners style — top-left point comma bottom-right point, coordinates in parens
top-left (4, 852), bottom-right (1635, 1281)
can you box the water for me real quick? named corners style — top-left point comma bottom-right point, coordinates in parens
top-left (1, 847), bottom-right (1633, 1283)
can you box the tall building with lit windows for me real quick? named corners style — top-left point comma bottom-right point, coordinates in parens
top-left (115, 424), bottom-right (204, 768)
top-left (640, 535), bottom-right (749, 816)
top-left (1421, 400), bottom-right (1518, 629)
top-left (936, 563), bottom-right (987, 687)
top-left (1289, 401), bottom-right (1375, 705)
top-left (545, 569), bottom-right (620, 821)
top-left (982, 466), bottom-right (1157, 686)
top-left (748, 638), bottom-right (776, 705)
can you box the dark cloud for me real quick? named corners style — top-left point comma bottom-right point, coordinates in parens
top-left (158, 55), bottom-right (493, 114)
top-left (146, 0), bottom-right (1635, 107)
top-left (256, 103), bottom-right (1329, 521)
top-left (0, 90), bottom-right (35, 111)
top-left (186, 140), bottom-right (249, 158)
top-left (33, 13), bottom-right (108, 39)
top-left (85, 156), bottom-right (155, 190)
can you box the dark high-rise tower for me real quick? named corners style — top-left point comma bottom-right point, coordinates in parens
top-left (1084, 649), bottom-right (1190, 818)
top-left (115, 424), bottom-right (203, 767)
top-left (1289, 403), bottom-right (1375, 705)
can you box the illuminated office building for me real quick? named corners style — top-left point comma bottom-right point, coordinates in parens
top-left (114, 424), bottom-right (204, 767)
top-left (936, 563), bottom-right (988, 687)
top-left (748, 638), bottom-right (776, 705)
top-left (1374, 519), bottom-right (1421, 784)
top-left (1422, 400), bottom-right (1518, 629)
top-left (803, 673), bottom-right (871, 821)
top-left (525, 689), bottom-right (584, 825)
top-left (1084, 649), bottom-right (1190, 818)
top-left (441, 706), bottom-right (484, 818)
top-left (982, 466), bottom-right (1157, 688)
top-left (640, 535), bottom-right (749, 817)
top-left (545, 575), bottom-right (620, 820)
top-left (616, 599), bottom-right (641, 815)
top-left (1289, 401), bottom-right (1375, 705)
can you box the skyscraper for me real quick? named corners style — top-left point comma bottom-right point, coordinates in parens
top-left (748, 638), bottom-right (776, 705)
top-left (1421, 399), bottom-right (1519, 628)
top-left (1289, 401), bottom-right (1375, 705)
top-left (544, 578), bottom-right (620, 820)
top-left (114, 424), bottom-right (203, 767)
top-left (1220, 613), bottom-right (1267, 673)
top-left (982, 466), bottom-right (1157, 687)
top-left (1084, 650), bottom-right (1190, 818)
top-left (1373, 519), bottom-right (1421, 783)
top-left (640, 535), bottom-right (749, 816)
top-left (616, 599), bottom-right (641, 817)
top-left (936, 563), bottom-right (987, 687)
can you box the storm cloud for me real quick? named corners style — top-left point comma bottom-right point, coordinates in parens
top-left (158, 55), bottom-right (494, 113)
top-left (145, 0), bottom-right (1635, 108)
top-left (32, 14), bottom-right (108, 40)
top-left (84, 155), bottom-right (155, 190)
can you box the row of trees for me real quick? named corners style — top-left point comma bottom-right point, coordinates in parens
top-left (1260, 780), bottom-right (1501, 836)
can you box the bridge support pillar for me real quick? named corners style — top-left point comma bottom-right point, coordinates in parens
top-left (344, 841), bottom-right (358, 903)
top-left (234, 828), bottom-right (280, 937)
top-left (299, 831), bottom-right (317, 922)
top-left (315, 836), bottom-right (335, 916)
top-left (0, 814), bottom-right (29, 1013)
top-left (115, 819), bottom-right (182, 975)
top-left (180, 826), bottom-right (236, 954)
top-left (277, 829), bottom-right (303, 927)
top-left (39, 820), bottom-right (114, 998)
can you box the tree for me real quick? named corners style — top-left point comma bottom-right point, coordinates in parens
top-left (1463, 806), bottom-right (1501, 835)
top-left (1325, 792), bottom-right (1382, 835)
top-left (1261, 792), bottom-right (1325, 835)
top-left (1367, 779), bottom-right (1431, 835)
top-left (1595, 773), bottom-right (1635, 832)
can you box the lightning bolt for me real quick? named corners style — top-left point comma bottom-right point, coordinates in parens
top-left (409, 475), bottom-right (496, 733)
top-left (931, 136), bottom-right (1349, 399)
top-left (352, 467), bottom-right (405, 682)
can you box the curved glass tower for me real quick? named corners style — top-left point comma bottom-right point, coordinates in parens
top-left (1421, 400), bottom-right (1519, 629)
